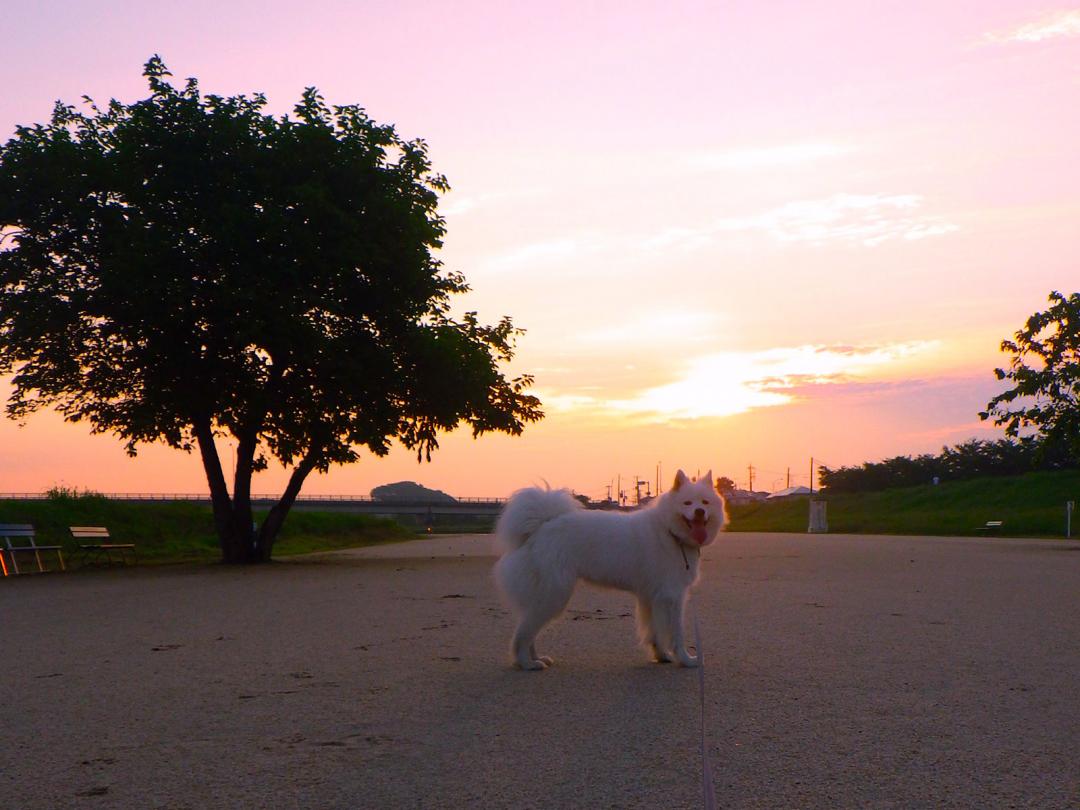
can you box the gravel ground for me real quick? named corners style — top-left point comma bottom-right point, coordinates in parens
top-left (2, 531), bottom-right (1078, 809)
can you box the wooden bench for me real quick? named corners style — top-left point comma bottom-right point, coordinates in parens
top-left (71, 526), bottom-right (137, 567)
top-left (974, 520), bottom-right (1004, 534)
top-left (0, 524), bottom-right (65, 575)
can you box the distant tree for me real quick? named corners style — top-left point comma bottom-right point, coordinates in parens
top-left (981, 291), bottom-right (1080, 463)
top-left (818, 437), bottom-right (1073, 494)
top-left (0, 57), bottom-right (542, 563)
top-left (714, 476), bottom-right (736, 495)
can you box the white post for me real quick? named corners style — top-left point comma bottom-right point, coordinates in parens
top-left (1068, 501), bottom-right (1074, 539)
top-left (808, 500), bottom-right (828, 534)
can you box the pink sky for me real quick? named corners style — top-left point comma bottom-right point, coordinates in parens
top-left (2, 2), bottom-right (1079, 499)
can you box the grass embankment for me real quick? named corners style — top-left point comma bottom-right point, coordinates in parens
top-left (0, 495), bottom-right (413, 566)
top-left (727, 469), bottom-right (1080, 538)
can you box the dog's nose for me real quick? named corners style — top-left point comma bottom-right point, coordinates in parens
top-left (694, 507), bottom-right (706, 521)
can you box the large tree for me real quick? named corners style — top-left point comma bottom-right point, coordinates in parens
top-left (0, 57), bottom-right (542, 563)
top-left (981, 291), bottom-right (1080, 462)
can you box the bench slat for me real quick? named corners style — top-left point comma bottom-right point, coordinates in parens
top-left (71, 529), bottom-right (111, 539)
top-left (0, 524), bottom-right (35, 537)
top-left (70, 526), bottom-right (136, 568)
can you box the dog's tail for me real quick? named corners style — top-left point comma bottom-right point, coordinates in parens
top-left (494, 486), bottom-right (582, 555)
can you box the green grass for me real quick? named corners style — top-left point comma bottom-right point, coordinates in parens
top-left (727, 469), bottom-right (1080, 538)
top-left (0, 495), bottom-right (414, 566)
top-left (6, 468), bottom-right (1075, 570)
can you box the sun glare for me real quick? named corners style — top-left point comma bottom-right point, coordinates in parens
top-left (609, 343), bottom-right (934, 421)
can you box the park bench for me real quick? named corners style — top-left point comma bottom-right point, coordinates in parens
top-left (974, 520), bottom-right (1004, 534)
top-left (71, 526), bottom-right (137, 567)
top-left (1, 524), bottom-right (65, 575)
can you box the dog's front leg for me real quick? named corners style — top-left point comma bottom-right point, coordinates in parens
top-left (668, 595), bottom-right (699, 668)
top-left (638, 597), bottom-right (673, 663)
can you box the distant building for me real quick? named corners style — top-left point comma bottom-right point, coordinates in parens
top-left (726, 488), bottom-right (770, 505)
top-left (766, 486), bottom-right (812, 499)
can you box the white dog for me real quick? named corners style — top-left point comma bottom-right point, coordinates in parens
top-left (493, 470), bottom-right (726, 670)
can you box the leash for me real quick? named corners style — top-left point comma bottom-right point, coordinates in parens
top-left (690, 599), bottom-right (718, 810)
top-left (669, 530), bottom-right (697, 570)
top-left (671, 530), bottom-right (716, 807)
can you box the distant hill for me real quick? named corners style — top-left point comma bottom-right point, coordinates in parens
top-left (370, 481), bottom-right (457, 503)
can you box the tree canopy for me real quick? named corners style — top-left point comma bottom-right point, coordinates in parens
top-left (0, 57), bottom-right (542, 562)
top-left (981, 291), bottom-right (1080, 463)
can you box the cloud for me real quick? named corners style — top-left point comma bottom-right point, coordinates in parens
top-left (575, 311), bottom-right (723, 345)
top-left (440, 187), bottom-right (546, 217)
top-left (901, 420), bottom-right (1000, 442)
top-left (638, 193), bottom-right (959, 251)
top-left (983, 9), bottom-right (1080, 43)
top-left (482, 236), bottom-right (595, 272)
top-left (482, 192), bottom-right (958, 271)
top-left (718, 193), bottom-right (959, 247)
top-left (590, 341), bottom-right (939, 422)
top-left (534, 391), bottom-right (601, 413)
top-left (692, 142), bottom-right (854, 171)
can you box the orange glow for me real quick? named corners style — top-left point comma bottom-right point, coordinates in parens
top-left (1, 1), bottom-right (1077, 498)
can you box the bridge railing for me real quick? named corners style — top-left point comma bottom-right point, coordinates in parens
top-left (0, 492), bottom-right (508, 505)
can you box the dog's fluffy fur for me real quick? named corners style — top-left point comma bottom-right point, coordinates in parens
top-left (493, 469), bottom-right (726, 670)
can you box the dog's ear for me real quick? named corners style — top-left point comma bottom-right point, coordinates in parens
top-left (703, 469), bottom-right (713, 486)
top-left (673, 469), bottom-right (689, 490)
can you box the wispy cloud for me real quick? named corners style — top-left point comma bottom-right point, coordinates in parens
top-left (483, 193), bottom-right (958, 271)
top-left (576, 311), bottom-right (723, 345)
top-left (640, 193), bottom-right (959, 251)
top-left (692, 142), bottom-right (854, 171)
top-left (901, 420), bottom-right (1000, 442)
top-left (983, 9), bottom-right (1080, 43)
top-left (440, 187), bottom-right (546, 217)
top-left (546, 341), bottom-right (938, 422)
top-left (717, 193), bottom-right (959, 247)
top-left (482, 236), bottom-right (597, 272)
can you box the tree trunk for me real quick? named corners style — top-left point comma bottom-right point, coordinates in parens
top-left (254, 452), bottom-right (319, 562)
top-left (194, 417), bottom-right (319, 564)
top-left (194, 418), bottom-right (259, 564)
top-left (227, 428), bottom-right (259, 563)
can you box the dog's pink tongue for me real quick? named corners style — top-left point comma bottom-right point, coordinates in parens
top-left (690, 519), bottom-right (708, 545)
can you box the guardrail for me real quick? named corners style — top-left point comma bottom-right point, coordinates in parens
top-left (0, 492), bottom-right (508, 505)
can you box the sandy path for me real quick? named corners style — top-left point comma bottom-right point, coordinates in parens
top-left (2, 532), bottom-right (1078, 809)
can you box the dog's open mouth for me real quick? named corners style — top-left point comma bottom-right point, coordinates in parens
top-left (683, 515), bottom-right (709, 545)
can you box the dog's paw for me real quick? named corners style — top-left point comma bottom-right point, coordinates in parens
top-left (676, 654), bottom-right (700, 668)
top-left (537, 655), bottom-right (555, 666)
top-left (652, 652), bottom-right (674, 664)
top-left (514, 659), bottom-right (549, 671)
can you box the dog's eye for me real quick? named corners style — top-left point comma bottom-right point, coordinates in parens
top-left (701, 500), bottom-right (709, 505)
top-left (683, 500), bottom-right (692, 506)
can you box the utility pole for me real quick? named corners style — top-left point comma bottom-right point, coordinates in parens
top-left (786, 467), bottom-right (790, 489)
top-left (748, 464), bottom-right (754, 493)
top-left (809, 457), bottom-right (814, 494)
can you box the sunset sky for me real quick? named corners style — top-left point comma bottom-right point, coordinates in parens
top-left (2, 1), bottom-right (1078, 499)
